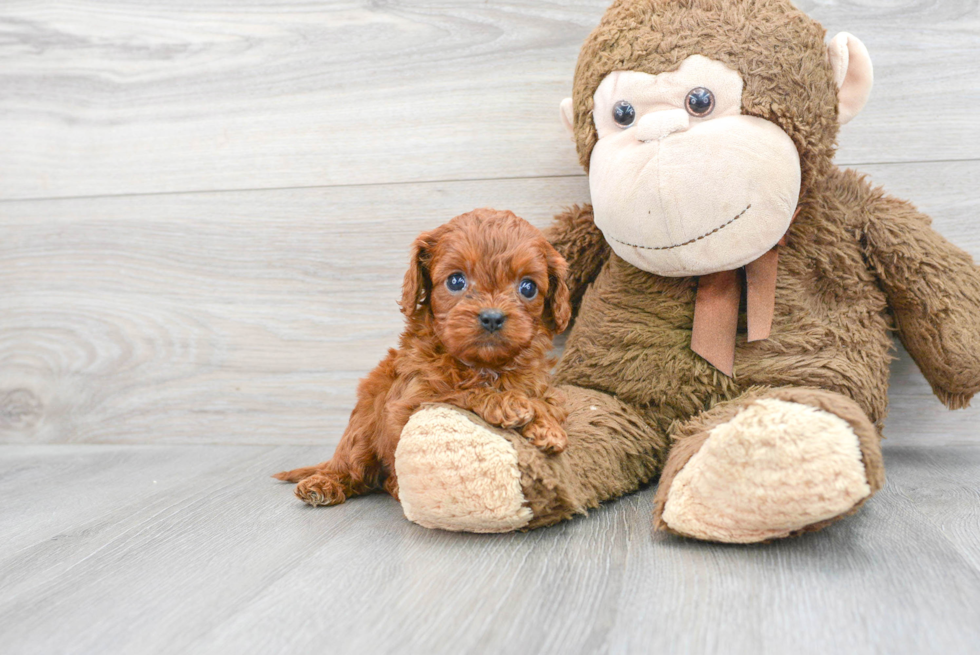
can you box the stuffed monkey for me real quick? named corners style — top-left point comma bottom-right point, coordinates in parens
top-left (392, 0), bottom-right (980, 542)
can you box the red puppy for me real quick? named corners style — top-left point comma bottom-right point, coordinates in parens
top-left (274, 208), bottom-right (571, 506)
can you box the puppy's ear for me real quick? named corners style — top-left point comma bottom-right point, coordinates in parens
top-left (542, 241), bottom-right (572, 334)
top-left (400, 228), bottom-right (442, 318)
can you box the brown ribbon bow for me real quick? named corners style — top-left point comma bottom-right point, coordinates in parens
top-left (690, 208), bottom-right (799, 376)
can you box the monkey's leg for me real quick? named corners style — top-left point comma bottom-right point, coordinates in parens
top-left (653, 387), bottom-right (885, 543)
top-left (393, 385), bottom-right (667, 532)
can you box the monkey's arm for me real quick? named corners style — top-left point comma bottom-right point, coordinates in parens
top-left (863, 193), bottom-right (980, 408)
top-left (546, 204), bottom-right (611, 314)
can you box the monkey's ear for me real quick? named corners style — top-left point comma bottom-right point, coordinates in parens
top-left (400, 230), bottom-right (440, 318)
top-left (559, 98), bottom-right (576, 141)
top-left (828, 32), bottom-right (873, 125)
top-left (543, 242), bottom-right (572, 334)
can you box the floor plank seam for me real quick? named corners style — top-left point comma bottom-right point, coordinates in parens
top-left (2, 156), bottom-right (978, 205)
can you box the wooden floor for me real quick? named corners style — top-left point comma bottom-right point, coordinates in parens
top-left (1, 442), bottom-right (979, 654)
top-left (2, 1), bottom-right (980, 653)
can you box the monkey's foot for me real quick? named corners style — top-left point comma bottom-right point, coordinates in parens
top-left (394, 404), bottom-right (533, 533)
top-left (653, 388), bottom-right (884, 543)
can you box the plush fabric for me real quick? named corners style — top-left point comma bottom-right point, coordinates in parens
top-left (588, 61), bottom-right (801, 277)
top-left (590, 113), bottom-right (801, 276)
top-left (653, 388), bottom-right (881, 542)
top-left (396, 404), bottom-right (532, 533)
top-left (397, 387), bottom-right (668, 531)
top-left (828, 32), bottom-right (873, 124)
top-left (568, 0), bottom-right (841, 195)
top-left (511, 385), bottom-right (667, 529)
top-left (591, 57), bottom-right (743, 141)
top-left (660, 399), bottom-right (869, 543)
top-left (394, 0), bottom-right (980, 542)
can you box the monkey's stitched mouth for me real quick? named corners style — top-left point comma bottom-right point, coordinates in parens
top-left (609, 204), bottom-right (751, 251)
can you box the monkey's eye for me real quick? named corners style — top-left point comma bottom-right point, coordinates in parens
top-left (612, 100), bottom-right (636, 128)
top-left (685, 88), bottom-right (714, 116)
top-left (446, 272), bottom-right (467, 293)
top-left (518, 278), bottom-right (538, 300)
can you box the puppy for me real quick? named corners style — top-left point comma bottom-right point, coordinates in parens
top-left (274, 208), bottom-right (572, 506)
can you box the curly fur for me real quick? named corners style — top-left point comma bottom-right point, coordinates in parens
top-left (273, 209), bottom-right (572, 506)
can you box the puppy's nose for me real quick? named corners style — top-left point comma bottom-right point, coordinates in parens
top-left (478, 309), bottom-right (506, 333)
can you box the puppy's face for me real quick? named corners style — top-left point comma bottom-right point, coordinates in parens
top-left (401, 209), bottom-right (571, 369)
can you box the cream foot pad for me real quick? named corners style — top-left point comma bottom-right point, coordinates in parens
top-left (395, 405), bottom-right (532, 533)
top-left (662, 398), bottom-right (872, 543)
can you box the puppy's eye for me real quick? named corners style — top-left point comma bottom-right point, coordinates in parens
top-left (685, 87), bottom-right (714, 116)
top-left (518, 278), bottom-right (537, 300)
top-left (446, 272), bottom-right (466, 292)
top-left (612, 100), bottom-right (636, 128)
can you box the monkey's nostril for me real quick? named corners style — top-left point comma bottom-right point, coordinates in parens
top-left (478, 309), bottom-right (506, 333)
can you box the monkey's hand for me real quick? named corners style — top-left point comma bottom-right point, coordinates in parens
top-left (546, 204), bottom-right (610, 315)
top-left (864, 192), bottom-right (980, 408)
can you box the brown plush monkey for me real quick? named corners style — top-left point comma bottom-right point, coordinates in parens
top-left (391, 0), bottom-right (980, 542)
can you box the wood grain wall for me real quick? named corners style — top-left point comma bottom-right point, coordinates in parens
top-left (2, 0), bottom-right (979, 446)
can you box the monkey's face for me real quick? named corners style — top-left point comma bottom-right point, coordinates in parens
top-left (585, 55), bottom-right (801, 277)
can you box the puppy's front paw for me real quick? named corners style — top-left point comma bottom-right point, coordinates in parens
top-left (523, 420), bottom-right (567, 455)
top-left (482, 393), bottom-right (535, 429)
top-left (295, 474), bottom-right (347, 507)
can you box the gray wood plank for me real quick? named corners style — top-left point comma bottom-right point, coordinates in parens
top-left (883, 445), bottom-right (980, 572)
top-left (0, 443), bottom-right (978, 655)
top-left (3, 161), bottom-right (980, 445)
top-left (607, 444), bottom-right (980, 655)
top-left (0, 175), bottom-right (588, 445)
top-left (0, 444), bottom-right (278, 592)
top-left (1, 0), bottom-right (979, 200)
